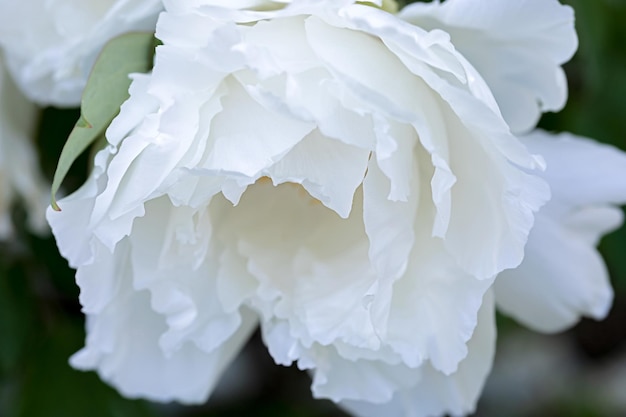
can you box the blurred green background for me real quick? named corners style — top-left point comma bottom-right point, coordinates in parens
top-left (1, 0), bottom-right (626, 416)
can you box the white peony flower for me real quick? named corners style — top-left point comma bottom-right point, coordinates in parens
top-left (0, 59), bottom-right (48, 238)
top-left (0, 0), bottom-right (163, 107)
top-left (47, 1), bottom-right (551, 413)
top-left (399, 0), bottom-right (578, 134)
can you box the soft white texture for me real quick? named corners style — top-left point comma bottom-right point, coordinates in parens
top-left (399, 0), bottom-right (577, 134)
top-left (495, 130), bottom-right (626, 333)
top-left (0, 0), bottom-right (163, 106)
top-left (0, 60), bottom-right (48, 238)
top-left (340, 290), bottom-right (496, 417)
top-left (47, 0), bottom-right (552, 414)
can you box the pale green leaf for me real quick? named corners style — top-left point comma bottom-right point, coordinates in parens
top-left (50, 32), bottom-right (156, 211)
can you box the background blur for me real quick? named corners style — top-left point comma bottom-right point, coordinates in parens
top-left (1, 0), bottom-right (625, 416)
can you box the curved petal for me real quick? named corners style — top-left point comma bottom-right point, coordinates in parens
top-left (522, 130), bottom-right (626, 210)
top-left (307, 7), bottom-right (549, 279)
top-left (362, 157), bottom-right (418, 284)
top-left (496, 130), bottom-right (626, 332)
top-left (265, 129), bottom-right (370, 218)
top-left (310, 346), bottom-right (420, 405)
top-left (46, 177), bottom-right (101, 267)
top-left (217, 180), bottom-right (382, 351)
top-left (70, 239), bottom-right (256, 403)
top-left (380, 199), bottom-right (493, 373)
top-left (400, 0), bottom-right (578, 133)
top-left (200, 77), bottom-right (315, 177)
top-left (339, 291), bottom-right (495, 417)
top-left (127, 197), bottom-right (252, 354)
top-left (365, 157), bottom-right (492, 373)
top-left (495, 210), bottom-right (618, 333)
top-left (249, 161), bottom-right (490, 379)
top-left (52, 183), bottom-right (260, 404)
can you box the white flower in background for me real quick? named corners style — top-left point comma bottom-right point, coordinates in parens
top-left (0, 60), bottom-right (48, 238)
top-left (496, 130), bottom-right (626, 333)
top-left (47, 0), bottom-right (550, 414)
top-left (0, 0), bottom-right (163, 107)
top-left (399, 0), bottom-right (578, 134)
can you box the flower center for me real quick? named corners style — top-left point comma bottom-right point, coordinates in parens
top-left (256, 177), bottom-right (324, 207)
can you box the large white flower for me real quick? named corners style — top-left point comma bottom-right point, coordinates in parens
top-left (48, 0), bottom-right (550, 414)
top-left (0, 59), bottom-right (48, 238)
top-left (0, 0), bottom-right (163, 106)
top-left (399, 0), bottom-right (578, 134)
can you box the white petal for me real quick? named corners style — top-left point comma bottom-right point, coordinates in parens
top-left (522, 130), bottom-right (626, 210)
top-left (49, 195), bottom-right (90, 265)
top-left (90, 76), bottom-right (225, 248)
top-left (496, 130), bottom-right (626, 332)
top-left (442, 108), bottom-right (549, 278)
top-left (265, 129), bottom-right (370, 218)
top-left (201, 77), bottom-right (315, 177)
top-left (46, 144), bottom-right (115, 266)
top-left (240, 14), bottom-right (320, 75)
top-left (105, 73), bottom-right (159, 147)
top-left (237, 68), bottom-right (378, 151)
top-left (372, 117), bottom-right (421, 203)
top-left (127, 197), bottom-right (253, 355)
top-left (260, 319), bottom-right (411, 404)
top-left (310, 346), bottom-right (420, 404)
top-left (340, 291), bottom-right (496, 417)
top-left (495, 210), bottom-right (617, 333)
top-left (401, 0), bottom-right (577, 133)
top-left (379, 196), bottom-right (493, 372)
top-left (55, 182), bottom-right (260, 404)
top-left (70, 241), bottom-right (256, 403)
top-left (306, 8), bottom-right (549, 278)
top-left (304, 13), bottom-right (434, 124)
top-left (217, 181), bottom-right (381, 351)
top-left (245, 162), bottom-right (491, 376)
top-left (362, 158), bottom-right (418, 283)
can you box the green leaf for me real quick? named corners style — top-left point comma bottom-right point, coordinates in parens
top-left (357, 0), bottom-right (399, 13)
top-left (50, 32), bottom-right (156, 211)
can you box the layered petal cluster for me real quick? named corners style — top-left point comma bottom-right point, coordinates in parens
top-left (45, 0), bottom-right (626, 416)
top-left (345, 128), bottom-right (626, 416)
top-left (400, 0), bottom-right (578, 133)
top-left (47, 0), bottom-right (551, 415)
top-left (0, 0), bottom-right (163, 106)
top-left (0, 59), bottom-right (48, 238)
